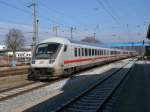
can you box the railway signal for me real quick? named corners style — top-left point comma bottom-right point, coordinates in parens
top-left (146, 24), bottom-right (150, 39)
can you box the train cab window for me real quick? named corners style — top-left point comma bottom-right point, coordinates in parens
top-left (75, 48), bottom-right (77, 57)
top-left (64, 45), bottom-right (67, 52)
top-left (78, 48), bottom-right (81, 56)
top-left (82, 48), bottom-right (84, 56)
top-left (35, 43), bottom-right (61, 59)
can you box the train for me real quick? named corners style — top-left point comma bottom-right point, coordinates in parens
top-left (144, 46), bottom-right (150, 60)
top-left (28, 37), bottom-right (137, 80)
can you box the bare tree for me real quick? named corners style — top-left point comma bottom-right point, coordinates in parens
top-left (5, 28), bottom-right (25, 58)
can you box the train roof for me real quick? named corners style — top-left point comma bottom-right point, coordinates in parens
top-left (41, 37), bottom-right (105, 47)
top-left (41, 37), bottom-right (70, 44)
top-left (40, 37), bottom-right (133, 52)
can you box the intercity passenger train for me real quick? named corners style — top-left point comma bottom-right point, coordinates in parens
top-left (28, 37), bottom-right (136, 79)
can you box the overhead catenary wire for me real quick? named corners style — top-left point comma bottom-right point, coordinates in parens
top-left (39, 1), bottom-right (92, 29)
top-left (0, 0), bottom-right (65, 27)
top-left (0, 0), bottom-right (98, 39)
top-left (0, 0), bottom-right (30, 14)
top-left (96, 0), bottom-right (122, 27)
top-left (103, 0), bottom-right (121, 21)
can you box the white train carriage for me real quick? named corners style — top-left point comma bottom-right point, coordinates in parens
top-left (28, 37), bottom-right (135, 79)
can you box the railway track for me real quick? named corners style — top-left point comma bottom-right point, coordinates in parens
top-left (0, 59), bottom-right (135, 103)
top-left (0, 67), bottom-right (28, 77)
top-left (55, 58), bottom-right (136, 112)
top-left (0, 76), bottom-right (70, 101)
top-left (0, 81), bottom-right (49, 101)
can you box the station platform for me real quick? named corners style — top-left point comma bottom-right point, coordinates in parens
top-left (112, 61), bottom-right (150, 112)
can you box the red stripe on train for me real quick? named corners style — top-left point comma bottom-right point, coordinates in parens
top-left (64, 56), bottom-right (115, 64)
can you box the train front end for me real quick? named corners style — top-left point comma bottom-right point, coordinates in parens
top-left (28, 42), bottom-right (63, 80)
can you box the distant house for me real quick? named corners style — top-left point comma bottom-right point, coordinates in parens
top-left (0, 45), bottom-right (7, 55)
top-left (0, 45), bottom-right (7, 51)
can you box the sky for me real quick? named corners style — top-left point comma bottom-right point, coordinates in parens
top-left (0, 0), bottom-right (149, 45)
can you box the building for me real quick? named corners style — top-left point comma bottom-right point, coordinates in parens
top-left (0, 45), bottom-right (7, 51)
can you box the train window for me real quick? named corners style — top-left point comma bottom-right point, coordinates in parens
top-left (89, 49), bottom-right (91, 56)
top-left (107, 51), bottom-right (110, 55)
top-left (78, 48), bottom-right (81, 56)
top-left (64, 45), bottom-right (67, 52)
top-left (104, 50), bottom-right (105, 55)
top-left (105, 50), bottom-right (107, 55)
top-left (75, 48), bottom-right (77, 57)
top-left (96, 49), bottom-right (97, 56)
top-left (107, 50), bottom-right (109, 55)
top-left (92, 49), bottom-right (94, 56)
top-left (110, 51), bottom-right (112, 55)
top-left (82, 48), bottom-right (84, 56)
top-left (102, 50), bottom-right (103, 55)
top-left (95, 49), bottom-right (96, 56)
top-left (85, 48), bottom-right (88, 56)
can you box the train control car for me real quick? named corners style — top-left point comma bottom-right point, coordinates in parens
top-left (28, 37), bottom-right (136, 79)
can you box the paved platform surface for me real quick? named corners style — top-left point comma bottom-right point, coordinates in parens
top-left (112, 61), bottom-right (150, 112)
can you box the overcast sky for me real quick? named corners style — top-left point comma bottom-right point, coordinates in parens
top-left (0, 0), bottom-right (149, 45)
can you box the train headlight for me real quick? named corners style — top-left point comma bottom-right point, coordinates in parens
top-left (32, 60), bottom-right (35, 64)
top-left (49, 59), bottom-right (55, 64)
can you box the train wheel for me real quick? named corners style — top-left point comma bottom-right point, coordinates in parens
top-left (64, 68), bottom-right (74, 76)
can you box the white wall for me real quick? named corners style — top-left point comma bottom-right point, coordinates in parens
top-left (7, 51), bottom-right (32, 58)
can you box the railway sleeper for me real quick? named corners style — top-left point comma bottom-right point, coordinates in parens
top-left (66, 107), bottom-right (96, 112)
top-left (79, 98), bottom-right (104, 102)
top-left (74, 101), bottom-right (100, 106)
top-left (69, 104), bottom-right (98, 110)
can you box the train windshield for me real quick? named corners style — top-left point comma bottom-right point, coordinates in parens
top-left (34, 43), bottom-right (61, 59)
